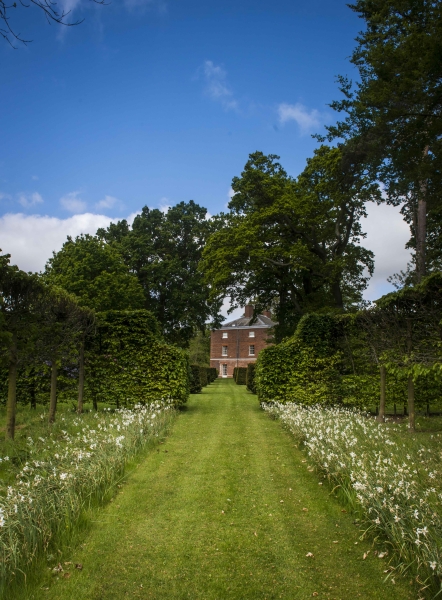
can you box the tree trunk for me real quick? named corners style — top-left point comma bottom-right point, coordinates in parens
top-left (6, 333), bottom-right (18, 440)
top-left (331, 280), bottom-right (344, 310)
top-left (416, 146), bottom-right (429, 283)
top-left (93, 394), bottom-right (98, 411)
top-left (408, 375), bottom-right (415, 432)
top-left (377, 365), bottom-right (386, 423)
top-left (77, 336), bottom-right (85, 414)
top-left (49, 354), bottom-right (58, 424)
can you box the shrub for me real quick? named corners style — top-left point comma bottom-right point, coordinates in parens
top-left (246, 363), bottom-right (256, 394)
top-left (207, 367), bottom-right (218, 383)
top-left (236, 367), bottom-right (247, 385)
top-left (233, 367), bottom-right (238, 382)
top-left (190, 365), bottom-right (203, 393)
top-left (199, 366), bottom-right (208, 388)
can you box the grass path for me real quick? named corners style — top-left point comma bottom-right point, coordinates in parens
top-left (34, 380), bottom-right (413, 600)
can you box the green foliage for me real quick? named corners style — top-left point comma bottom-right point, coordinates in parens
top-left (188, 330), bottom-right (211, 366)
top-left (86, 310), bottom-right (189, 408)
top-left (189, 365), bottom-right (203, 394)
top-left (256, 314), bottom-right (343, 405)
top-left (199, 366), bottom-right (208, 388)
top-left (44, 234), bottom-right (145, 312)
top-left (207, 367), bottom-right (218, 383)
top-left (233, 367), bottom-right (238, 382)
top-left (246, 363), bottom-right (256, 394)
top-left (97, 202), bottom-right (223, 346)
top-left (201, 149), bottom-right (377, 341)
top-left (235, 367), bottom-right (247, 386)
top-left (257, 276), bottom-right (442, 410)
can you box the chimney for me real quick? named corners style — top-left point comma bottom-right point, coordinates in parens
top-left (244, 304), bottom-right (253, 318)
top-left (262, 310), bottom-right (271, 318)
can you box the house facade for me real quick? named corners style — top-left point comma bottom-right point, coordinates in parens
top-left (210, 305), bottom-right (276, 377)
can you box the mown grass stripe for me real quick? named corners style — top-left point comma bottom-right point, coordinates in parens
top-left (33, 380), bottom-right (413, 599)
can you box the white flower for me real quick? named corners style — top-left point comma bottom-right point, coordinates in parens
top-left (430, 562), bottom-right (437, 571)
top-left (60, 473), bottom-right (68, 481)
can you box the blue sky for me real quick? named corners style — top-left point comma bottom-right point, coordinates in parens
top-left (0, 0), bottom-right (411, 304)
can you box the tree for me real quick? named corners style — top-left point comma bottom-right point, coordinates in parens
top-left (44, 234), bottom-right (145, 312)
top-left (97, 201), bottom-right (223, 346)
top-left (36, 286), bottom-right (88, 423)
top-left (325, 0), bottom-right (442, 283)
top-left (1, 0), bottom-right (105, 47)
top-left (0, 253), bottom-right (44, 439)
top-left (201, 149), bottom-right (377, 341)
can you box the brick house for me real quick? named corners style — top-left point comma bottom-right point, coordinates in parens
top-left (210, 305), bottom-right (276, 377)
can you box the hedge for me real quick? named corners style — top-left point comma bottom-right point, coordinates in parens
top-left (189, 366), bottom-right (218, 393)
top-left (235, 367), bottom-right (247, 385)
top-left (86, 310), bottom-right (190, 408)
top-left (246, 363), bottom-right (256, 394)
top-left (190, 365), bottom-right (203, 394)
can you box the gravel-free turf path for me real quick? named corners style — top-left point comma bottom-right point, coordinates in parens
top-left (36, 379), bottom-right (413, 599)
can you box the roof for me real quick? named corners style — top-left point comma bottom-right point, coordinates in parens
top-left (220, 313), bottom-right (277, 330)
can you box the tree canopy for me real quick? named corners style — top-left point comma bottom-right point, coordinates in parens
top-left (97, 201), bottom-right (223, 346)
top-left (44, 234), bottom-right (145, 313)
top-left (201, 148), bottom-right (378, 341)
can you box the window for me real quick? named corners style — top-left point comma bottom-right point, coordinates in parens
top-left (222, 346), bottom-right (228, 356)
top-left (249, 331), bottom-right (255, 338)
top-left (222, 332), bottom-right (228, 338)
top-left (222, 364), bottom-right (227, 377)
top-left (249, 345), bottom-right (255, 356)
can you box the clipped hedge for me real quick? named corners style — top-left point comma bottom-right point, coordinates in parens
top-left (235, 367), bottom-right (247, 385)
top-left (246, 363), bottom-right (256, 394)
top-left (189, 366), bottom-right (218, 393)
top-left (255, 314), bottom-right (343, 406)
top-left (207, 367), bottom-right (218, 383)
top-left (87, 310), bottom-right (190, 407)
top-left (190, 365), bottom-right (203, 394)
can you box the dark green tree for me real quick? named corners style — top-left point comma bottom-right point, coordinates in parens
top-left (201, 149), bottom-right (377, 341)
top-left (98, 201), bottom-right (223, 346)
top-left (44, 234), bottom-right (145, 312)
top-left (326, 0), bottom-right (442, 283)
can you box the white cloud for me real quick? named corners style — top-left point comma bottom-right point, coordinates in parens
top-left (0, 192), bottom-right (12, 201)
top-left (0, 212), bottom-right (135, 273)
top-left (18, 192), bottom-right (43, 208)
top-left (201, 60), bottom-right (238, 111)
top-left (60, 191), bottom-right (87, 213)
top-left (277, 102), bottom-right (323, 134)
top-left (362, 203), bottom-right (412, 301)
top-left (31, 175), bottom-right (39, 181)
top-left (158, 197), bottom-right (171, 213)
top-left (95, 195), bottom-right (121, 211)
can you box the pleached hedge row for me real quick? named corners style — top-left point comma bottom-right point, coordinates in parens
top-left (255, 274), bottom-right (442, 414)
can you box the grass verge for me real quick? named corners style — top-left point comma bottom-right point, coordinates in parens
top-left (0, 401), bottom-right (175, 599)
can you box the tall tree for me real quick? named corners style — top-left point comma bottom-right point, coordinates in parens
top-left (326, 0), bottom-right (442, 283)
top-left (97, 201), bottom-right (223, 346)
top-left (44, 234), bottom-right (145, 312)
top-left (201, 149), bottom-right (377, 341)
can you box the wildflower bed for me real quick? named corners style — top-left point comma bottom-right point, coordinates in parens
top-left (0, 402), bottom-right (175, 595)
top-left (263, 402), bottom-right (442, 595)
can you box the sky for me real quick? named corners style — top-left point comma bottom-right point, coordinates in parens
top-left (0, 0), bottom-right (411, 317)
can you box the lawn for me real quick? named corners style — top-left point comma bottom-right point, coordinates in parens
top-left (21, 379), bottom-right (414, 600)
